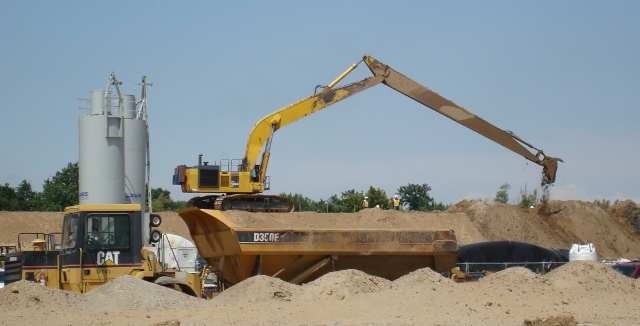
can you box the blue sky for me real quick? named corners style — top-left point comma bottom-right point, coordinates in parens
top-left (1, 1), bottom-right (639, 205)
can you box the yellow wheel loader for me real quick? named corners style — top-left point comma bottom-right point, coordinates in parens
top-left (4, 204), bottom-right (204, 297)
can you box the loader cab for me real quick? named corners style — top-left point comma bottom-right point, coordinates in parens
top-left (62, 209), bottom-right (134, 252)
top-left (4, 204), bottom-right (147, 291)
top-left (56, 204), bottom-right (145, 292)
top-left (61, 204), bottom-right (143, 260)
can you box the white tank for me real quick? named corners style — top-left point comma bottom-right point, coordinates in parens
top-left (569, 242), bottom-right (598, 261)
top-left (78, 90), bottom-right (125, 204)
top-left (159, 234), bottom-right (197, 273)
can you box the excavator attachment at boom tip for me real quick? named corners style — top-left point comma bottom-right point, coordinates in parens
top-left (541, 156), bottom-right (563, 186)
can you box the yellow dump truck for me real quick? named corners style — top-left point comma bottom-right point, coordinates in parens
top-left (180, 208), bottom-right (458, 287)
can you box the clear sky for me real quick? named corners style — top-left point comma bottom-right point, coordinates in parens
top-left (1, 1), bottom-right (639, 205)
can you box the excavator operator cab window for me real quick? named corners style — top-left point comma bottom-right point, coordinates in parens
top-left (84, 213), bottom-right (130, 251)
top-left (61, 213), bottom-right (79, 250)
top-left (251, 165), bottom-right (260, 182)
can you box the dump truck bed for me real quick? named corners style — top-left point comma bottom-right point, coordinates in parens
top-left (178, 208), bottom-right (458, 285)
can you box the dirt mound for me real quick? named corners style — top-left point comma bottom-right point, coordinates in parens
top-left (608, 200), bottom-right (640, 235)
top-left (0, 211), bottom-right (63, 247)
top-left (0, 280), bottom-right (84, 310)
top-left (393, 267), bottom-right (452, 287)
top-left (479, 266), bottom-right (550, 288)
top-left (212, 274), bottom-right (303, 303)
top-left (83, 275), bottom-right (206, 310)
top-left (301, 269), bottom-right (394, 299)
top-left (546, 260), bottom-right (637, 293)
top-left (213, 270), bottom-right (395, 303)
top-left (445, 199), bottom-right (640, 258)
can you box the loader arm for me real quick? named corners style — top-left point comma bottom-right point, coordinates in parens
top-left (362, 56), bottom-right (562, 185)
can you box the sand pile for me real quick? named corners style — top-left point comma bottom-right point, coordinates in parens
top-left (1, 261), bottom-right (640, 325)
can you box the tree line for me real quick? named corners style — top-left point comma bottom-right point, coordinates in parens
top-left (0, 162), bottom-right (449, 212)
top-left (1, 162), bottom-right (79, 212)
top-left (279, 183), bottom-right (450, 213)
top-left (492, 182), bottom-right (624, 208)
top-left (3, 162), bottom-right (624, 212)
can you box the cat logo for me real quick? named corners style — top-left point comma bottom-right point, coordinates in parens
top-left (97, 251), bottom-right (121, 266)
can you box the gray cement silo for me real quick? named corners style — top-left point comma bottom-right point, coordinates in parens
top-left (123, 94), bottom-right (146, 206)
top-left (78, 90), bottom-right (125, 204)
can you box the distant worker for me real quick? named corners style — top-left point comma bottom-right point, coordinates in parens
top-left (363, 196), bottom-right (369, 208)
top-left (393, 195), bottom-right (400, 211)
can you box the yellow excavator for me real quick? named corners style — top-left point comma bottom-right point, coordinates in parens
top-left (171, 55), bottom-right (562, 288)
top-left (173, 55), bottom-right (562, 212)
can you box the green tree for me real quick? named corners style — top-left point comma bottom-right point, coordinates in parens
top-left (365, 186), bottom-right (391, 209)
top-left (15, 180), bottom-right (39, 211)
top-left (593, 198), bottom-right (611, 208)
top-left (173, 201), bottom-right (188, 210)
top-left (326, 194), bottom-right (343, 212)
top-left (324, 189), bottom-right (364, 212)
top-left (0, 182), bottom-right (18, 211)
top-left (343, 189), bottom-right (365, 212)
top-left (38, 162), bottom-right (79, 211)
top-left (278, 193), bottom-right (325, 212)
top-left (432, 201), bottom-right (451, 211)
top-left (150, 187), bottom-right (175, 212)
top-left (517, 185), bottom-right (538, 208)
top-left (397, 183), bottom-right (433, 211)
top-left (494, 183), bottom-right (510, 204)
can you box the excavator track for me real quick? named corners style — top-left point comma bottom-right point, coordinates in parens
top-left (188, 194), bottom-right (294, 213)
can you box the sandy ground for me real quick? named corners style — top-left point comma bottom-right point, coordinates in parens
top-left (1, 199), bottom-right (640, 325)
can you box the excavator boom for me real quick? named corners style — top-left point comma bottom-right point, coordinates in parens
top-left (241, 74), bottom-right (385, 172)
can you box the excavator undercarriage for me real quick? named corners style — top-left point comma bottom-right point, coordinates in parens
top-left (188, 194), bottom-right (294, 212)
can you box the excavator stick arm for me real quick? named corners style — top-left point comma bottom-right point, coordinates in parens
top-left (363, 55), bottom-right (561, 185)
